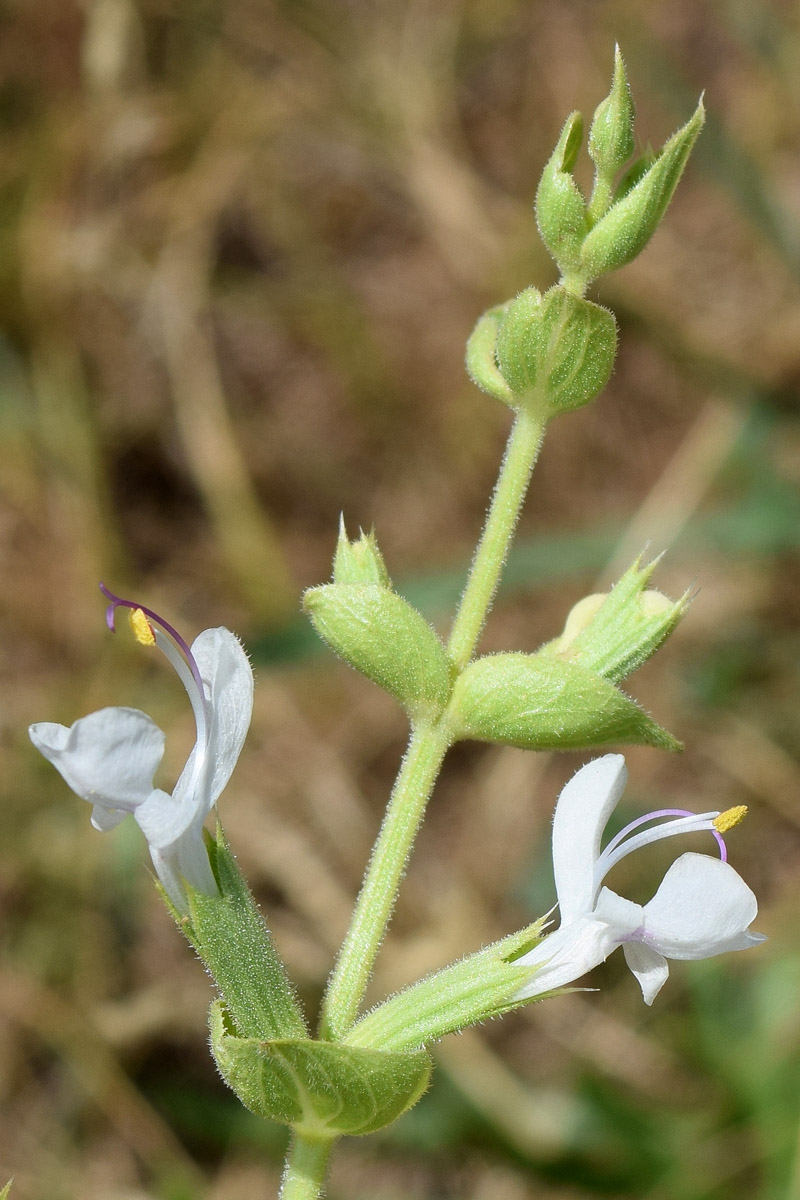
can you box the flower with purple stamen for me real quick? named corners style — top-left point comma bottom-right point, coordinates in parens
top-left (29, 587), bottom-right (254, 910)
top-left (515, 755), bottom-right (764, 1004)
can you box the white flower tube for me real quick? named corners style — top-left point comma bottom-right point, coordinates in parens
top-left (30, 587), bottom-right (254, 910)
top-left (515, 755), bottom-right (765, 1004)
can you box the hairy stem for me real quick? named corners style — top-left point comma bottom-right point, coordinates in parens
top-left (318, 721), bottom-right (451, 1040)
top-left (447, 411), bottom-right (546, 671)
top-left (279, 1135), bottom-right (332, 1200)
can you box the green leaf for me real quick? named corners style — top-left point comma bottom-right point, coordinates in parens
top-left (535, 112), bottom-right (589, 271)
top-left (580, 99), bottom-right (704, 279)
top-left (303, 583), bottom-right (453, 720)
top-left (0, 1181), bottom-right (12, 1199)
top-left (447, 653), bottom-right (680, 750)
top-left (588, 45), bottom-right (635, 182)
top-left (465, 303), bottom-right (514, 406)
top-left (179, 828), bottom-right (308, 1040)
top-left (210, 1001), bottom-right (432, 1137)
top-left (495, 286), bottom-right (617, 418)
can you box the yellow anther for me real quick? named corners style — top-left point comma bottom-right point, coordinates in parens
top-left (712, 805), bottom-right (748, 833)
top-left (129, 607), bottom-right (156, 647)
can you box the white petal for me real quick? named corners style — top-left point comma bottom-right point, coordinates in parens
top-left (593, 886), bottom-right (643, 937)
top-left (642, 852), bottom-right (765, 960)
top-left (623, 942), bottom-right (670, 1005)
top-left (90, 804), bottom-right (127, 832)
top-left (30, 709), bottom-right (165, 813)
top-left (149, 845), bottom-right (186, 910)
top-left (515, 915), bottom-right (625, 999)
top-left (173, 628), bottom-right (253, 814)
top-left (175, 826), bottom-right (218, 895)
top-left (150, 828), bottom-right (217, 911)
top-left (134, 787), bottom-right (191, 850)
top-left (552, 755), bottom-right (628, 921)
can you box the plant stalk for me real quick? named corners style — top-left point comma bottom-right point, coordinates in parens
top-left (318, 720), bottom-right (451, 1040)
top-left (446, 410), bottom-right (546, 670)
top-left (279, 1135), bottom-right (333, 1200)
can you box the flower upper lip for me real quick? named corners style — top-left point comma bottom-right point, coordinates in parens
top-left (515, 754), bottom-right (765, 1004)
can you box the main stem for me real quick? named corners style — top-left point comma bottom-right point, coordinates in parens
top-left (319, 411), bottom-right (546, 1043)
top-left (280, 1136), bottom-right (332, 1200)
top-left (318, 720), bottom-right (451, 1040)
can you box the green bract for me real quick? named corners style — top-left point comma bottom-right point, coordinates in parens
top-left (538, 556), bottom-right (689, 684)
top-left (494, 286), bottom-right (617, 418)
top-left (447, 653), bottom-right (680, 750)
top-left (579, 100), bottom-right (705, 280)
top-left (303, 584), bottom-right (453, 721)
top-left (179, 829), bottom-right (307, 1040)
top-left (535, 111), bottom-right (588, 272)
top-left (210, 1001), bottom-right (432, 1138)
top-left (465, 303), bottom-right (514, 406)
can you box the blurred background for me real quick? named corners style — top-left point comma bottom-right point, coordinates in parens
top-left (2, 0), bottom-right (800, 1196)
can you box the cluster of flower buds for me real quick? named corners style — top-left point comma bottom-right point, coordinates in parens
top-left (467, 47), bottom-right (704, 423)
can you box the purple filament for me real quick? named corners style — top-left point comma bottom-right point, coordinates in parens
top-left (604, 807), bottom-right (727, 862)
top-left (99, 582), bottom-right (206, 703)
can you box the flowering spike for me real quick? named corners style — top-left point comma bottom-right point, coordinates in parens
top-left (713, 805), bottom-right (748, 834)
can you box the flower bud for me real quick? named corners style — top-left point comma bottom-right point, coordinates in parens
top-left (588, 45), bottom-right (635, 183)
top-left (333, 518), bottom-right (392, 587)
top-left (494, 285), bottom-right (617, 418)
top-left (535, 111), bottom-right (588, 272)
top-left (579, 99), bottom-right (704, 280)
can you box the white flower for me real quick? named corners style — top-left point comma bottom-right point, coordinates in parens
top-left (516, 755), bottom-right (765, 1004)
top-left (29, 588), bottom-right (253, 910)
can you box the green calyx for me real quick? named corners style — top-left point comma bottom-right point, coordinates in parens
top-left (447, 652), bottom-right (680, 751)
top-left (304, 522), bottom-right (454, 722)
top-left (538, 555), bottom-right (690, 684)
top-left (344, 921), bottom-right (548, 1053)
top-left (210, 1001), bottom-right (432, 1139)
top-left (333, 517), bottom-right (392, 587)
top-left (304, 583), bottom-right (453, 722)
top-left (176, 828), bottom-right (308, 1040)
top-left (535, 111), bottom-right (588, 272)
top-left (578, 98), bottom-right (704, 281)
top-left (587, 44), bottom-right (636, 219)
